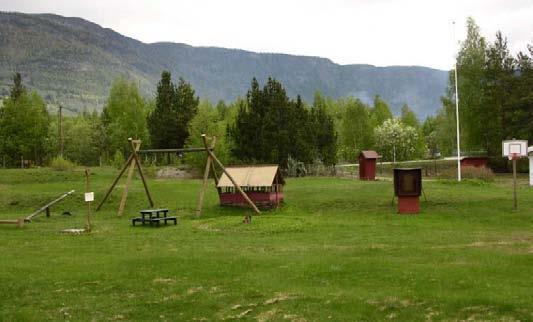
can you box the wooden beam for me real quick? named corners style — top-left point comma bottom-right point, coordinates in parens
top-left (95, 153), bottom-right (134, 211)
top-left (138, 147), bottom-right (213, 154)
top-left (129, 139), bottom-right (154, 208)
top-left (195, 136), bottom-right (216, 217)
top-left (117, 140), bottom-right (141, 216)
top-left (0, 218), bottom-right (25, 228)
top-left (200, 134), bottom-right (261, 215)
top-left (25, 190), bottom-right (75, 222)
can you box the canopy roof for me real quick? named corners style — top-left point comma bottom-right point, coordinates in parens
top-left (217, 165), bottom-right (284, 188)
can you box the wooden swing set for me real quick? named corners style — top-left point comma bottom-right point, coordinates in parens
top-left (95, 135), bottom-right (261, 217)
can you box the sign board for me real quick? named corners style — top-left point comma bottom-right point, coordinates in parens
top-left (84, 192), bottom-right (94, 202)
top-left (394, 168), bottom-right (422, 197)
top-left (502, 140), bottom-right (528, 157)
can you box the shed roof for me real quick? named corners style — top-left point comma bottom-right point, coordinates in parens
top-left (217, 165), bottom-right (284, 188)
top-left (360, 150), bottom-right (380, 159)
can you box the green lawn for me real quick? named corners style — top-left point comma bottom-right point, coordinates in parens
top-left (0, 168), bottom-right (532, 321)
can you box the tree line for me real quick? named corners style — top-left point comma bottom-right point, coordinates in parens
top-left (0, 71), bottom-right (436, 169)
top-left (2, 17), bottom-right (530, 170)
top-left (428, 17), bottom-right (533, 169)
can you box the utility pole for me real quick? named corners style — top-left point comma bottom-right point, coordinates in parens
top-left (58, 104), bottom-right (64, 157)
top-left (453, 21), bottom-right (462, 182)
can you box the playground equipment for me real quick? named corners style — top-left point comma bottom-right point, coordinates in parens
top-left (25, 190), bottom-right (76, 222)
top-left (62, 170), bottom-right (93, 234)
top-left (196, 134), bottom-right (261, 217)
top-left (502, 139), bottom-right (528, 210)
top-left (96, 135), bottom-right (262, 220)
top-left (96, 139), bottom-right (153, 216)
top-left (0, 217), bottom-right (25, 228)
top-left (1, 189), bottom-right (75, 228)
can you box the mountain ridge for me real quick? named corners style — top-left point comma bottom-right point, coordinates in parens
top-left (0, 12), bottom-right (449, 118)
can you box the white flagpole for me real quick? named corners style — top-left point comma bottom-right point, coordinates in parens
top-left (453, 21), bottom-right (462, 182)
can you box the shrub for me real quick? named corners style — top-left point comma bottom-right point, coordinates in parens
top-left (112, 150), bottom-right (125, 169)
top-left (438, 166), bottom-right (495, 182)
top-left (49, 156), bottom-right (76, 171)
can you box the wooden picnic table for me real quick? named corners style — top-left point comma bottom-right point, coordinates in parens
top-left (132, 208), bottom-right (177, 226)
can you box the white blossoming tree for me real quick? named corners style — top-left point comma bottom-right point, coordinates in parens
top-left (374, 118), bottom-right (420, 162)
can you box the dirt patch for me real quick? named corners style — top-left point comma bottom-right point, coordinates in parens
top-left (256, 308), bottom-right (279, 321)
top-left (156, 167), bottom-right (194, 179)
top-left (264, 293), bottom-right (297, 305)
top-left (152, 278), bottom-right (175, 285)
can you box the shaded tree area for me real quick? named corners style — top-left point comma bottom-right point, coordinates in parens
top-left (101, 77), bottom-right (150, 157)
top-left (228, 78), bottom-right (337, 166)
top-left (434, 17), bottom-right (533, 169)
top-left (148, 71), bottom-right (199, 150)
top-left (0, 73), bottom-right (49, 166)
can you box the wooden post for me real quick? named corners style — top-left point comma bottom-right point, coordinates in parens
top-left (129, 139), bottom-right (154, 208)
top-left (195, 137), bottom-right (216, 217)
top-left (0, 218), bottom-right (25, 228)
top-left (513, 158), bottom-right (517, 211)
top-left (95, 154), bottom-right (134, 211)
top-left (117, 140), bottom-right (141, 216)
top-left (201, 134), bottom-right (261, 215)
top-left (45, 207), bottom-right (50, 217)
top-left (96, 139), bottom-right (154, 212)
top-left (85, 169), bottom-right (92, 231)
top-left (275, 173), bottom-right (279, 205)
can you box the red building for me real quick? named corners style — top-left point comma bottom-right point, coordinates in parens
top-left (460, 156), bottom-right (488, 168)
top-left (217, 165), bottom-right (285, 209)
top-left (359, 150), bottom-right (380, 180)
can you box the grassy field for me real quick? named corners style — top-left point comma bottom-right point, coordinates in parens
top-left (0, 167), bottom-right (532, 321)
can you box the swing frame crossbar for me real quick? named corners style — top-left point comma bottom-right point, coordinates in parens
top-left (95, 136), bottom-right (260, 219)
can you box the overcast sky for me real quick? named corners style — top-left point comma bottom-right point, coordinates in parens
top-left (1, 0), bottom-right (532, 70)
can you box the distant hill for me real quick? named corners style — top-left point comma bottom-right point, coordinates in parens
top-left (0, 12), bottom-right (449, 118)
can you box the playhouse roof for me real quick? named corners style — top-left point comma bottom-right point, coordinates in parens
top-left (217, 165), bottom-right (284, 188)
top-left (360, 150), bottom-right (380, 159)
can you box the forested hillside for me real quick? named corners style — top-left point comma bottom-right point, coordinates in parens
top-left (0, 12), bottom-right (447, 117)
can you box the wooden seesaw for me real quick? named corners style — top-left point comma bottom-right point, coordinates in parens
top-left (0, 190), bottom-right (75, 228)
top-left (0, 217), bottom-right (25, 228)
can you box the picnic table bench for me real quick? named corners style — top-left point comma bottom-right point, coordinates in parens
top-left (132, 208), bottom-right (177, 226)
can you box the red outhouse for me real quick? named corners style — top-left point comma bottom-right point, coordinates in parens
top-left (460, 156), bottom-right (488, 168)
top-left (359, 150), bottom-right (380, 180)
top-left (217, 165), bottom-right (285, 209)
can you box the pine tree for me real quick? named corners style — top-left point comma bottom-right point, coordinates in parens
top-left (481, 32), bottom-right (516, 158)
top-left (148, 71), bottom-right (179, 148)
top-left (148, 72), bottom-right (199, 149)
top-left (9, 72), bottom-right (25, 100)
top-left (174, 77), bottom-right (199, 148)
top-left (229, 78), bottom-right (321, 166)
top-left (311, 100), bottom-right (337, 165)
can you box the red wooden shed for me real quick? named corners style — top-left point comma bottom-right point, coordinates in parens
top-left (460, 156), bottom-right (488, 168)
top-left (217, 165), bottom-right (285, 209)
top-left (359, 150), bottom-right (380, 180)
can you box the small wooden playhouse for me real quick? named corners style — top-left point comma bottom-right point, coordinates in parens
top-left (217, 165), bottom-right (285, 208)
